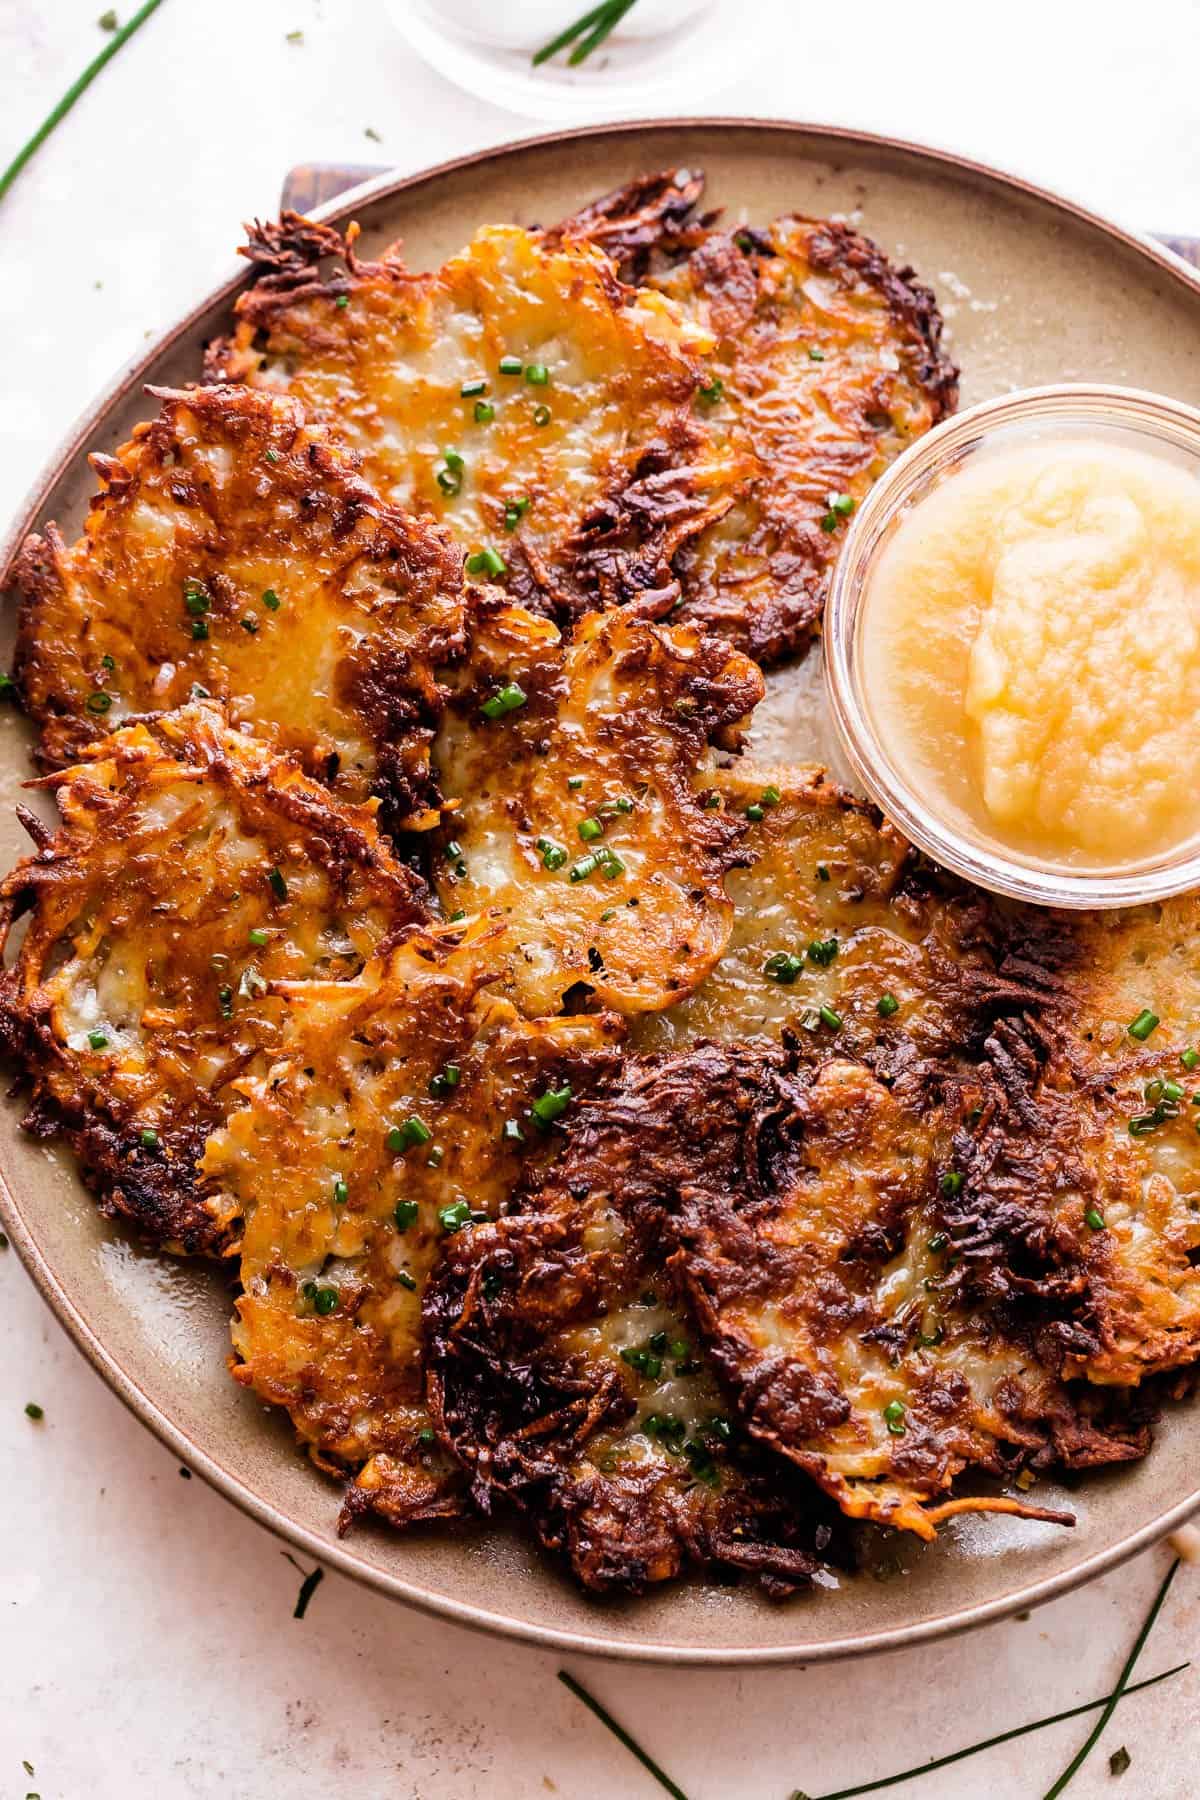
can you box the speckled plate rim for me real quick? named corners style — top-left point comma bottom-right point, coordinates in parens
top-left (2, 118), bottom-right (1199, 1666)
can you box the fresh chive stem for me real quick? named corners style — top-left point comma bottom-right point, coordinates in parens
top-left (568, 0), bottom-right (637, 63)
top-left (532, 2), bottom-right (610, 64)
top-left (1042, 1559), bottom-right (1180, 1799)
top-left (0, 0), bottom-right (165, 205)
top-left (800, 1652), bottom-right (1187, 1800)
top-left (557, 1670), bottom-right (689, 1800)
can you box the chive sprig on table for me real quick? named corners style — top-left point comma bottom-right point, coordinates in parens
top-left (0, 0), bottom-right (165, 205)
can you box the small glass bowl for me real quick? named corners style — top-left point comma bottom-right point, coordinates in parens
top-left (824, 384), bottom-right (1200, 909)
top-left (386, 0), bottom-right (780, 123)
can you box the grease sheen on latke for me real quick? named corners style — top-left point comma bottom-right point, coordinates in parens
top-left (0, 704), bottom-right (424, 1254)
top-left (13, 384), bottom-right (464, 822)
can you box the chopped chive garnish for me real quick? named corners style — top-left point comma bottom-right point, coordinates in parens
top-left (525, 363), bottom-right (550, 385)
top-left (760, 784), bottom-right (781, 806)
top-left (827, 491), bottom-right (854, 517)
top-left (444, 449), bottom-right (465, 472)
top-left (1128, 1009), bottom-right (1159, 1041)
top-left (394, 1200), bottom-right (419, 1231)
top-left (940, 1170), bottom-right (964, 1197)
top-left (498, 354), bottom-right (522, 375)
top-left (745, 804), bottom-right (765, 821)
top-left (877, 993), bottom-right (899, 1017)
top-left (25, 1402), bottom-right (44, 1421)
top-left (438, 1200), bottom-right (472, 1234)
top-left (262, 589), bottom-right (281, 611)
top-left (268, 867), bottom-right (288, 902)
top-left (1162, 1078), bottom-right (1184, 1103)
top-left (396, 1269), bottom-right (417, 1291)
top-left (264, 447), bottom-right (280, 464)
top-left (87, 1030), bottom-right (109, 1050)
top-left (312, 1286), bottom-right (339, 1315)
top-left (418, 1424), bottom-right (437, 1443)
top-left (570, 854), bottom-right (599, 882)
top-left (241, 614), bottom-right (259, 634)
top-left (335, 294), bottom-right (349, 310)
top-left (466, 546), bottom-right (507, 578)
top-left (816, 863), bottom-right (830, 881)
top-left (461, 378), bottom-right (487, 397)
top-left (1182, 1048), bottom-right (1199, 1070)
top-left (503, 496), bottom-right (531, 531)
top-left (1085, 1208), bottom-right (1106, 1230)
top-left (473, 400), bottom-right (495, 424)
top-left (598, 848), bottom-right (625, 879)
top-left (429, 1064), bottom-right (461, 1098)
top-left (808, 346), bottom-right (825, 361)
top-left (86, 690), bottom-right (112, 713)
top-left (248, 927), bottom-right (269, 947)
top-left (437, 465), bottom-right (462, 496)
top-left (928, 1232), bottom-right (948, 1252)
top-left (0, 672), bottom-right (15, 697)
top-left (698, 376), bottom-right (724, 403)
top-left (218, 984), bottom-right (233, 1019)
top-left (883, 1399), bottom-right (906, 1434)
top-left (332, 1178), bottom-right (348, 1205)
top-left (806, 937), bottom-right (838, 967)
top-left (818, 1004), bottom-right (842, 1031)
top-left (481, 681), bottom-right (526, 719)
top-left (387, 1116), bottom-right (432, 1152)
top-left (578, 817), bottom-right (603, 842)
top-left (764, 950), bottom-right (803, 984)
top-left (191, 618), bottom-right (210, 640)
top-left (532, 403), bottom-right (552, 427)
top-left (184, 586), bottom-right (210, 616)
top-left (140, 1128), bottom-right (159, 1150)
top-left (537, 837), bottom-right (568, 871)
top-left (531, 1083), bottom-right (572, 1128)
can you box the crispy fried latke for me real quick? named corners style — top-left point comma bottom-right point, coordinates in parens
top-left (432, 596), bottom-right (763, 1018)
top-left (0, 704), bottom-right (425, 1254)
top-left (424, 1144), bottom-right (847, 1595)
top-left (206, 218), bottom-right (746, 624)
top-left (13, 384), bottom-right (464, 823)
top-left (507, 1042), bottom-right (1146, 1541)
top-left (201, 926), bottom-right (622, 1530)
top-left (658, 214), bottom-right (957, 663)
top-left (631, 761), bottom-right (1053, 1068)
top-left (558, 172), bottom-right (957, 662)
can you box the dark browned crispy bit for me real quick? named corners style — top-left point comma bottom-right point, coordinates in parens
top-left (548, 167), bottom-right (710, 284)
top-left (432, 596), bottom-right (764, 1019)
top-left (12, 383), bottom-right (464, 826)
top-left (934, 1011), bottom-right (1200, 1389)
top-left (206, 217), bottom-right (746, 627)
top-left (423, 1167), bottom-right (847, 1596)
top-left (655, 216), bottom-right (958, 662)
top-left (0, 703), bottom-right (426, 1255)
top-left (509, 1042), bottom-right (1146, 1540)
top-left (200, 925), bottom-right (623, 1531)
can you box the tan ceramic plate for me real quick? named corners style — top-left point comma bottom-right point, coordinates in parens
top-left (3, 121), bottom-right (1200, 1665)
